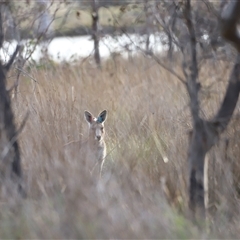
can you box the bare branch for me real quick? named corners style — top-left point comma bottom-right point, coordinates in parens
top-left (91, 0), bottom-right (101, 68)
top-left (14, 67), bottom-right (38, 83)
top-left (221, 1), bottom-right (240, 52)
top-left (202, 0), bottom-right (220, 19)
top-left (3, 44), bottom-right (20, 72)
top-left (150, 54), bottom-right (186, 85)
top-left (212, 1), bottom-right (240, 131)
top-left (213, 54), bottom-right (240, 132)
top-left (120, 28), bottom-right (186, 85)
top-left (184, 0), bottom-right (200, 125)
top-left (0, 4), bottom-right (3, 49)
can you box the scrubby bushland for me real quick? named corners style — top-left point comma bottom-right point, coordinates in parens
top-left (0, 55), bottom-right (238, 238)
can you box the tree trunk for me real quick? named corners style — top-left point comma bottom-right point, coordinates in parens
top-left (184, 0), bottom-right (240, 220)
top-left (188, 54), bottom-right (240, 219)
top-left (188, 121), bottom-right (209, 218)
top-left (36, 0), bottom-right (53, 38)
top-left (91, 0), bottom-right (101, 68)
top-left (0, 61), bottom-right (24, 196)
top-left (0, 3), bottom-right (25, 197)
top-left (144, 0), bottom-right (151, 53)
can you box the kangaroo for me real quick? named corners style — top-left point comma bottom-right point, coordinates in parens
top-left (84, 110), bottom-right (107, 177)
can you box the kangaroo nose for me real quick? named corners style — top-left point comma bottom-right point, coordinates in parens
top-left (96, 136), bottom-right (101, 141)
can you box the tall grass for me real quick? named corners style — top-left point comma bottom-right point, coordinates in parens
top-left (2, 55), bottom-right (240, 238)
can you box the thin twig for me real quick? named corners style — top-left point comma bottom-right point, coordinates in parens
top-left (104, 6), bottom-right (186, 85)
top-left (16, 111), bottom-right (30, 137)
top-left (63, 139), bottom-right (82, 147)
top-left (121, 28), bottom-right (186, 85)
top-left (150, 53), bottom-right (186, 84)
top-left (14, 67), bottom-right (38, 83)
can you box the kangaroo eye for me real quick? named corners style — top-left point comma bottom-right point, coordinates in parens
top-left (101, 127), bottom-right (104, 131)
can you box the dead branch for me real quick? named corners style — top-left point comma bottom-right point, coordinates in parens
top-left (184, 0), bottom-right (200, 125)
top-left (14, 67), bottom-right (38, 83)
top-left (221, 1), bottom-right (240, 52)
top-left (3, 44), bottom-right (20, 72)
top-left (91, 0), bottom-right (101, 68)
top-left (0, 4), bottom-right (4, 48)
top-left (213, 55), bottom-right (240, 132)
top-left (120, 28), bottom-right (186, 85)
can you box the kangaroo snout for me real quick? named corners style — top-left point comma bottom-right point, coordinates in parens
top-left (96, 135), bottom-right (101, 141)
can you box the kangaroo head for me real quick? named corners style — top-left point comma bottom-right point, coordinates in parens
top-left (84, 110), bottom-right (107, 142)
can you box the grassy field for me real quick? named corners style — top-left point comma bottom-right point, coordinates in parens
top-left (1, 54), bottom-right (240, 238)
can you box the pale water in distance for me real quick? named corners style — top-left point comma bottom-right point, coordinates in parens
top-left (0, 33), bottom-right (170, 64)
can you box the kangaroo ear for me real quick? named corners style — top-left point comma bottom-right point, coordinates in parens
top-left (84, 111), bottom-right (93, 123)
top-left (97, 110), bottom-right (107, 123)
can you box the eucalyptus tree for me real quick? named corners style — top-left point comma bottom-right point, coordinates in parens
top-left (148, 0), bottom-right (240, 219)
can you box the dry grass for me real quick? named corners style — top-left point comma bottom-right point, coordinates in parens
top-left (1, 55), bottom-right (240, 238)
